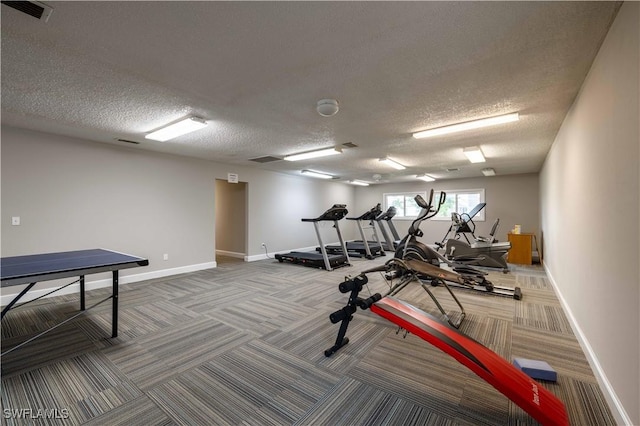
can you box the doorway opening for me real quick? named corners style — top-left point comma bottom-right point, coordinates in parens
top-left (215, 179), bottom-right (247, 265)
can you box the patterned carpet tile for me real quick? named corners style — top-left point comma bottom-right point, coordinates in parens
top-left (263, 307), bottom-right (390, 368)
top-left (148, 339), bottom-right (340, 425)
top-left (168, 285), bottom-right (258, 314)
top-left (516, 274), bottom-right (552, 290)
top-left (297, 377), bottom-right (456, 426)
top-left (456, 378), bottom-right (512, 425)
top-left (2, 303), bottom-right (73, 338)
top-left (82, 396), bottom-right (176, 426)
top-left (514, 301), bottom-right (573, 334)
top-left (146, 321), bottom-right (250, 374)
top-left (1, 351), bottom-right (140, 425)
top-left (1, 256), bottom-right (617, 425)
top-left (511, 324), bottom-right (597, 382)
top-left (206, 295), bottom-right (312, 334)
top-left (457, 314), bottom-right (512, 359)
top-left (135, 275), bottom-right (224, 300)
top-left (109, 286), bottom-right (166, 310)
top-left (349, 331), bottom-right (472, 417)
top-left (103, 318), bottom-right (252, 391)
top-left (556, 376), bottom-right (617, 426)
top-left (1, 321), bottom-right (98, 378)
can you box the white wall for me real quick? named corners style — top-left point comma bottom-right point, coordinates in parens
top-left (540, 3), bottom-right (639, 424)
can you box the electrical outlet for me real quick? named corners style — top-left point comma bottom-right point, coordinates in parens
top-left (163, 253), bottom-right (169, 261)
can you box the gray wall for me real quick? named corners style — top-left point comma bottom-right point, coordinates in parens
top-left (540, 2), bottom-right (639, 424)
top-left (0, 126), bottom-right (357, 298)
top-left (242, 170), bottom-right (355, 258)
top-left (355, 174), bottom-right (539, 250)
top-left (1, 127), bottom-right (217, 272)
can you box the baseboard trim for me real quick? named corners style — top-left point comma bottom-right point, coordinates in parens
top-left (245, 253), bottom-right (268, 262)
top-left (1, 261), bottom-right (217, 307)
top-left (544, 264), bottom-right (632, 425)
top-left (215, 250), bottom-right (245, 259)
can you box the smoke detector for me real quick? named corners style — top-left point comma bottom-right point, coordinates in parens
top-left (316, 99), bottom-right (339, 117)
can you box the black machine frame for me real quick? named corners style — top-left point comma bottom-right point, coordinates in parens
top-left (275, 204), bottom-right (351, 271)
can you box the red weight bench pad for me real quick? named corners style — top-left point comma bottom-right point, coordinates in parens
top-left (370, 297), bottom-right (569, 426)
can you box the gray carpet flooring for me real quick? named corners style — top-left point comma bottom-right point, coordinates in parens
top-left (1, 254), bottom-right (616, 425)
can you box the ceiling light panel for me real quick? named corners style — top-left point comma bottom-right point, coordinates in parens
top-left (463, 146), bottom-right (486, 163)
top-left (482, 168), bottom-right (496, 176)
top-left (348, 180), bottom-right (370, 186)
top-left (412, 112), bottom-right (519, 139)
top-left (301, 169), bottom-right (334, 179)
top-left (416, 174), bottom-right (436, 182)
top-left (379, 157), bottom-right (406, 170)
top-left (284, 147), bottom-right (341, 161)
top-left (145, 116), bottom-right (208, 142)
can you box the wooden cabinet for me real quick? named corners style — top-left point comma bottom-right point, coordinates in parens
top-left (507, 233), bottom-right (535, 265)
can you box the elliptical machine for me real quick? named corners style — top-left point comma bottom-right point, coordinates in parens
top-left (436, 208), bottom-right (512, 273)
top-left (395, 190), bottom-right (521, 299)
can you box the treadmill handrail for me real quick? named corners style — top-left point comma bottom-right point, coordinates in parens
top-left (347, 203), bottom-right (382, 221)
top-left (301, 204), bottom-right (348, 222)
top-left (374, 206), bottom-right (397, 221)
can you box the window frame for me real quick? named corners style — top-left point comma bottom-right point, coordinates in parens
top-left (382, 191), bottom-right (427, 220)
top-left (431, 188), bottom-right (486, 222)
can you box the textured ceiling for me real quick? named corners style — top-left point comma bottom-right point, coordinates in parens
top-left (1, 1), bottom-right (621, 184)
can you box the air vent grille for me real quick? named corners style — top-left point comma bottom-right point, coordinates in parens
top-left (249, 156), bottom-right (281, 163)
top-left (116, 138), bottom-right (141, 145)
top-left (1, 1), bottom-right (53, 21)
top-left (342, 142), bottom-right (358, 148)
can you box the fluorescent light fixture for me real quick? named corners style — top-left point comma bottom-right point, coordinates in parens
top-left (348, 180), bottom-right (370, 186)
top-left (145, 116), bottom-right (208, 141)
top-left (463, 146), bottom-right (486, 163)
top-left (379, 157), bottom-right (406, 170)
top-left (482, 168), bottom-right (496, 176)
top-left (412, 112), bottom-right (519, 139)
top-left (301, 169), bottom-right (334, 179)
top-left (284, 147), bottom-right (341, 161)
top-left (416, 174), bottom-right (436, 182)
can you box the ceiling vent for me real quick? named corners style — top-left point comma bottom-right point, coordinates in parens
top-left (115, 138), bottom-right (141, 145)
top-left (1, 1), bottom-right (53, 22)
top-left (249, 156), bottom-right (282, 163)
top-left (342, 142), bottom-right (358, 148)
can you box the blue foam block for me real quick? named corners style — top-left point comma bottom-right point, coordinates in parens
top-left (513, 357), bottom-right (557, 382)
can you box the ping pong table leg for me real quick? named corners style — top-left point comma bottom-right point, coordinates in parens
top-left (1, 282), bottom-right (37, 319)
top-left (112, 271), bottom-right (118, 337)
top-left (80, 275), bottom-right (85, 311)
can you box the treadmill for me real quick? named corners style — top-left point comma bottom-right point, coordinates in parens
top-left (275, 205), bottom-right (351, 271)
top-left (320, 204), bottom-right (385, 259)
top-left (374, 206), bottom-right (402, 251)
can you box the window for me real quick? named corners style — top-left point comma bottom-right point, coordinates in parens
top-left (383, 192), bottom-right (426, 219)
top-left (433, 189), bottom-right (485, 221)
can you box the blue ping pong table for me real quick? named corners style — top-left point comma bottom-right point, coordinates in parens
top-left (1, 249), bottom-right (149, 353)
